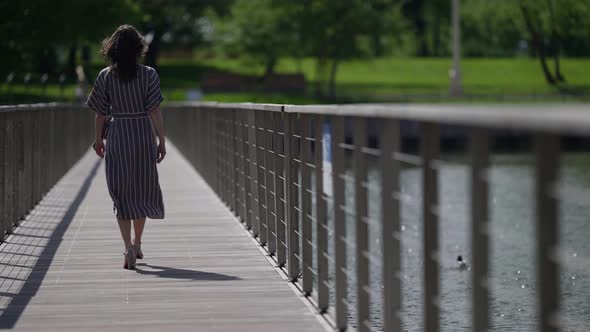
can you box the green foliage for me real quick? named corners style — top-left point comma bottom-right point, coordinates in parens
top-left (216, 0), bottom-right (298, 73)
top-left (461, 0), bottom-right (523, 57)
top-left (0, 0), bottom-right (140, 75)
top-left (519, 0), bottom-right (590, 56)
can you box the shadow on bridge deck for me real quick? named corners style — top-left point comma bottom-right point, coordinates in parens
top-left (0, 143), bottom-right (328, 332)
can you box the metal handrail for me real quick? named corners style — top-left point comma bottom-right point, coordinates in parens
top-left (166, 102), bottom-right (590, 134)
top-left (164, 102), bottom-right (582, 332)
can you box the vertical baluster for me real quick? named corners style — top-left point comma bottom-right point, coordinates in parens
top-left (24, 111), bottom-right (33, 215)
top-left (236, 110), bottom-right (244, 222)
top-left (535, 133), bottom-right (560, 332)
top-left (471, 128), bottom-right (490, 332)
top-left (208, 110), bottom-right (214, 188)
top-left (32, 110), bottom-right (41, 205)
top-left (15, 115), bottom-right (24, 224)
top-left (249, 110), bottom-right (260, 238)
top-left (285, 112), bottom-right (300, 280)
top-left (242, 110), bottom-right (252, 229)
top-left (256, 110), bottom-right (268, 245)
top-left (421, 122), bottom-right (440, 332)
top-left (232, 110), bottom-right (240, 216)
top-left (5, 115), bottom-right (15, 233)
top-left (274, 111), bottom-right (287, 267)
top-left (265, 111), bottom-right (277, 255)
top-left (40, 110), bottom-right (49, 195)
top-left (315, 114), bottom-right (329, 313)
top-left (223, 110), bottom-right (230, 204)
top-left (226, 110), bottom-right (233, 207)
top-left (331, 115), bottom-right (348, 330)
top-left (0, 112), bottom-right (5, 239)
top-left (217, 111), bottom-right (223, 197)
top-left (354, 117), bottom-right (370, 332)
top-left (301, 114), bottom-right (313, 295)
top-left (48, 109), bottom-right (56, 187)
top-left (381, 119), bottom-right (402, 332)
top-left (188, 109), bottom-right (196, 172)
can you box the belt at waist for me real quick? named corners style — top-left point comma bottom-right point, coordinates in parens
top-left (111, 113), bottom-right (149, 119)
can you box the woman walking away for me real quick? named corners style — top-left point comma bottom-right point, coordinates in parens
top-left (87, 25), bottom-right (167, 270)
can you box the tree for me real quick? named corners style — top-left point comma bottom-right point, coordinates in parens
top-left (297, 0), bottom-right (395, 96)
top-left (0, 0), bottom-right (140, 76)
top-left (402, 0), bottom-right (429, 56)
top-left (218, 0), bottom-right (298, 79)
top-left (138, 0), bottom-right (233, 68)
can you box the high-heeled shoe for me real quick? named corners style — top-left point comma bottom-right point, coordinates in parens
top-left (123, 246), bottom-right (136, 270)
top-left (133, 241), bottom-right (143, 259)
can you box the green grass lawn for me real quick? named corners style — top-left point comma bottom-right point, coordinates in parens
top-left (3, 57), bottom-right (590, 105)
top-left (201, 56), bottom-right (590, 96)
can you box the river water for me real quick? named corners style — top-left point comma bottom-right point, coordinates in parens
top-left (314, 153), bottom-right (590, 331)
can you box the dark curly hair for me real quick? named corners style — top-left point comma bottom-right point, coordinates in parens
top-left (101, 25), bottom-right (148, 80)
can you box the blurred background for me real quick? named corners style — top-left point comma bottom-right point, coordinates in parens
top-left (1, 0), bottom-right (590, 105)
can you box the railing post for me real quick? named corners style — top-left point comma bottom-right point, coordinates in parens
top-left (421, 122), bottom-right (440, 332)
top-left (256, 110), bottom-right (268, 245)
top-left (215, 111), bottom-right (222, 197)
top-left (265, 111), bottom-right (277, 255)
top-left (23, 111), bottom-right (33, 215)
top-left (242, 110), bottom-right (252, 229)
top-left (535, 133), bottom-right (560, 332)
top-left (314, 114), bottom-right (329, 313)
top-left (0, 112), bottom-right (5, 238)
top-left (226, 110), bottom-right (233, 207)
top-left (208, 110), bottom-right (214, 188)
top-left (31, 110), bottom-right (41, 205)
top-left (274, 110), bottom-right (287, 267)
top-left (470, 128), bottom-right (490, 332)
top-left (4, 115), bottom-right (15, 233)
top-left (381, 119), bottom-right (402, 332)
top-left (222, 110), bottom-right (230, 205)
top-left (301, 114), bottom-right (313, 296)
top-left (353, 117), bottom-right (369, 332)
top-left (249, 109), bottom-right (260, 238)
top-left (232, 110), bottom-right (240, 216)
top-left (331, 115), bottom-right (348, 330)
top-left (285, 112), bottom-right (300, 281)
top-left (15, 115), bottom-right (24, 224)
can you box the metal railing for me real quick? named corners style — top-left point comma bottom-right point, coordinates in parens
top-left (164, 102), bottom-right (590, 332)
top-left (0, 103), bottom-right (92, 241)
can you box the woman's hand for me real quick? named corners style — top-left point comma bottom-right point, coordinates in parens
top-left (157, 141), bottom-right (166, 163)
top-left (94, 139), bottom-right (105, 158)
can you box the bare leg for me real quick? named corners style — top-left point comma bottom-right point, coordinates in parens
top-left (133, 218), bottom-right (146, 244)
top-left (118, 218), bottom-right (136, 269)
top-left (117, 218), bottom-right (133, 249)
top-left (133, 218), bottom-right (146, 259)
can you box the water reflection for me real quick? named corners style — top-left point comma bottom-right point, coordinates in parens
top-left (317, 153), bottom-right (590, 331)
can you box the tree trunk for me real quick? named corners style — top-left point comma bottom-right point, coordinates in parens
top-left (416, 17), bottom-right (430, 56)
top-left (67, 44), bottom-right (77, 78)
top-left (520, 4), bottom-right (556, 85)
top-left (546, 0), bottom-right (566, 83)
top-left (552, 38), bottom-right (565, 83)
top-left (145, 30), bottom-right (162, 69)
top-left (262, 57), bottom-right (277, 82)
top-left (432, 13), bottom-right (441, 57)
top-left (328, 59), bottom-right (339, 99)
top-left (314, 55), bottom-right (327, 97)
top-left (81, 45), bottom-right (91, 67)
top-left (371, 32), bottom-right (384, 57)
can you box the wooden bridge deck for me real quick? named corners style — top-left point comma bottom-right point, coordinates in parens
top-left (0, 143), bottom-right (328, 332)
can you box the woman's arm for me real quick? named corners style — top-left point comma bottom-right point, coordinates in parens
top-left (149, 106), bottom-right (167, 163)
top-left (94, 113), bottom-right (106, 158)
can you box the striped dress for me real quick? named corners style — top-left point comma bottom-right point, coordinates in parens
top-left (86, 65), bottom-right (165, 220)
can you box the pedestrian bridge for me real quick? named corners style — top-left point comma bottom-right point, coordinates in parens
top-left (0, 102), bottom-right (589, 332)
